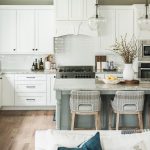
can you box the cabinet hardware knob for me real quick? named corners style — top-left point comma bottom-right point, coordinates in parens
top-left (35, 49), bottom-right (38, 51)
top-left (13, 49), bottom-right (16, 51)
top-left (54, 76), bottom-right (56, 78)
top-left (26, 99), bottom-right (35, 101)
top-left (32, 49), bottom-right (35, 51)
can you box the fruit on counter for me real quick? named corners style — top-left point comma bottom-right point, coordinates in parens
top-left (106, 75), bottom-right (118, 80)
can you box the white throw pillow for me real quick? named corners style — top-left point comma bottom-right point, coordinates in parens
top-left (101, 131), bottom-right (150, 150)
top-left (41, 130), bottom-right (94, 150)
top-left (131, 141), bottom-right (146, 150)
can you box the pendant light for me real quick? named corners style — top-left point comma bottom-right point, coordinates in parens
top-left (88, 0), bottom-right (106, 31)
top-left (138, 0), bottom-right (150, 25)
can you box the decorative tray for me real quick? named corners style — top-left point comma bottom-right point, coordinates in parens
top-left (119, 80), bottom-right (139, 85)
top-left (103, 69), bottom-right (117, 72)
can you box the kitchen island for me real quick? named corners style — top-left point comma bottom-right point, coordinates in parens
top-left (54, 79), bottom-right (150, 130)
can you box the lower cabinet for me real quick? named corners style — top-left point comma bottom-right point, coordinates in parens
top-left (1, 73), bottom-right (56, 107)
top-left (2, 74), bottom-right (15, 106)
top-left (15, 93), bottom-right (47, 106)
top-left (46, 74), bottom-right (56, 106)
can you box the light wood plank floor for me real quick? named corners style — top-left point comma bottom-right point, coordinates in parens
top-left (0, 110), bottom-right (56, 150)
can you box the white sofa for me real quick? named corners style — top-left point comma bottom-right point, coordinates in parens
top-left (35, 129), bottom-right (150, 150)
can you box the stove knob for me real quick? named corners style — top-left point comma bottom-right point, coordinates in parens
top-left (65, 75), bottom-right (67, 78)
top-left (61, 75), bottom-right (64, 78)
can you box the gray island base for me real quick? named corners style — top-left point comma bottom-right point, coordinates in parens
top-left (54, 79), bottom-right (150, 130)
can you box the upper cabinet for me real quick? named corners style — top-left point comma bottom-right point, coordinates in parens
top-left (116, 8), bottom-right (134, 40)
top-left (0, 6), bottom-right (55, 54)
top-left (17, 10), bottom-right (35, 54)
top-left (0, 10), bottom-right (17, 54)
top-left (17, 9), bottom-right (55, 54)
top-left (55, 0), bottom-right (95, 21)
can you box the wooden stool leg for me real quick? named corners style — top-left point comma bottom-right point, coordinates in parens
top-left (98, 112), bottom-right (101, 130)
top-left (116, 112), bottom-right (120, 130)
top-left (138, 112), bottom-right (143, 130)
top-left (71, 112), bottom-right (76, 130)
top-left (95, 112), bottom-right (99, 130)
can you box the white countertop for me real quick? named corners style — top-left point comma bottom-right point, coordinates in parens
top-left (0, 69), bottom-right (56, 74)
top-left (54, 79), bottom-right (150, 91)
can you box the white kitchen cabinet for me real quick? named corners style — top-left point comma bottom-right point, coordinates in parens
top-left (0, 10), bottom-right (17, 54)
top-left (56, 0), bottom-right (69, 20)
top-left (85, 0), bottom-right (96, 19)
top-left (36, 10), bottom-right (55, 54)
top-left (116, 8), bottom-right (134, 40)
top-left (69, 0), bottom-right (84, 20)
top-left (15, 93), bottom-right (46, 106)
top-left (100, 9), bottom-right (116, 50)
top-left (17, 10), bottom-right (35, 54)
top-left (17, 9), bottom-right (55, 54)
top-left (55, 0), bottom-right (95, 21)
top-left (47, 74), bottom-right (56, 106)
top-left (2, 74), bottom-right (15, 106)
top-left (14, 74), bottom-right (47, 106)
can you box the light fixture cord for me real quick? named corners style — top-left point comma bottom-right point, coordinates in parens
top-left (95, 0), bottom-right (99, 18)
top-left (146, 0), bottom-right (149, 18)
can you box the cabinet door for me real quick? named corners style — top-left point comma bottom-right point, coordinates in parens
top-left (69, 0), bottom-right (84, 20)
top-left (56, 0), bottom-right (69, 20)
top-left (50, 74), bottom-right (56, 106)
top-left (46, 74), bottom-right (56, 106)
top-left (100, 9), bottom-right (116, 50)
top-left (2, 74), bottom-right (15, 106)
top-left (36, 10), bottom-right (55, 54)
top-left (116, 9), bottom-right (134, 40)
top-left (0, 10), bottom-right (17, 54)
top-left (84, 0), bottom-right (96, 20)
top-left (17, 10), bottom-right (35, 54)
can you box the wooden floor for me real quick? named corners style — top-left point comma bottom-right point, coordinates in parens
top-left (0, 110), bottom-right (56, 150)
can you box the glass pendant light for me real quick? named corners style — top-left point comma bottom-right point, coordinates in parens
top-left (138, 0), bottom-right (150, 25)
top-left (88, 0), bottom-right (106, 31)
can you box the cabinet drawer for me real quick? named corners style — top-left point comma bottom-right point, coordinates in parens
top-left (15, 93), bottom-right (46, 106)
top-left (15, 74), bottom-right (46, 81)
top-left (15, 81), bottom-right (46, 93)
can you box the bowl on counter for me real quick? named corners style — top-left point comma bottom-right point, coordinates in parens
top-left (102, 78), bottom-right (120, 84)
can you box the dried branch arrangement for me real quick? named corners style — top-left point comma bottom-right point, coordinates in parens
top-left (112, 34), bottom-right (141, 64)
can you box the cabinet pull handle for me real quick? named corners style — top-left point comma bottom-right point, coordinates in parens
top-left (26, 99), bottom-right (35, 101)
top-left (26, 77), bottom-right (35, 79)
top-left (26, 86), bottom-right (36, 88)
top-left (0, 78), bottom-right (2, 79)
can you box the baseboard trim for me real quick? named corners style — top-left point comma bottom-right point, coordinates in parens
top-left (1, 106), bottom-right (56, 110)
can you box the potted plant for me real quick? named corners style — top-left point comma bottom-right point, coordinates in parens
top-left (112, 35), bottom-right (141, 81)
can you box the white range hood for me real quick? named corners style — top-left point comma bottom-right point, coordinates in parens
top-left (55, 21), bottom-right (99, 37)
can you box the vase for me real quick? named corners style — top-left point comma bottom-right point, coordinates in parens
top-left (123, 64), bottom-right (134, 81)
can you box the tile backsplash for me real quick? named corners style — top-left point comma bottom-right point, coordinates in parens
top-left (0, 55), bottom-right (47, 70)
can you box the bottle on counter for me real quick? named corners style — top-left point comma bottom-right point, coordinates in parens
top-left (31, 62), bottom-right (36, 71)
top-left (34, 59), bottom-right (38, 70)
top-left (39, 58), bottom-right (44, 70)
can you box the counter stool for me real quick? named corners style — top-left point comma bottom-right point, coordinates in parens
top-left (70, 90), bottom-right (101, 130)
top-left (109, 91), bottom-right (144, 130)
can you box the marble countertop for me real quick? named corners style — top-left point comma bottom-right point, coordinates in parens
top-left (54, 79), bottom-right (150, 91)
top-left (0, 69), bottom-right (56, 74)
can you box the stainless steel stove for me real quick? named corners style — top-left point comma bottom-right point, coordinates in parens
top-left (56, 66), bottom-right (95, 78)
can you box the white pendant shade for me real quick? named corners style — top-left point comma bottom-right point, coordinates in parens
top-left (88, 16), bottom-right (106, 30)
top-left (138, 16), bottom-right (150, 25)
